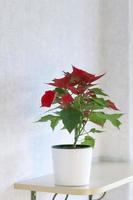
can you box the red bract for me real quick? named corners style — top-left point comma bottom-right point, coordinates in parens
top-left (107, 100), bottom-right (119, 110)
top-left (77, 85), bottom-right (86, 94)
top-left (68, 85), bottom-right (86, 95)
top-left (48, 74), bottom-right (71, 88)
top-left (72, 66), bottom-right (104, 84)
top-left (61, 94), bottom-right (73, 104)
top-left (48, 66), bottom-right (104, 90)
top-left (41, 90), bottom-right (56, 107)
top-left (68, 86), bottom-right (78, 94)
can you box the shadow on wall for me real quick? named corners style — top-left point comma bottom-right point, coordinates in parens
top-left (97, 0), bottom-right (129, 161)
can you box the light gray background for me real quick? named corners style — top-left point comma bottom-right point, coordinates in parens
top-left (0, 0), bottom-right (131, 199)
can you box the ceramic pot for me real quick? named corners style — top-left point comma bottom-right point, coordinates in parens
top-left (52, 144), bottom-right (92, 186)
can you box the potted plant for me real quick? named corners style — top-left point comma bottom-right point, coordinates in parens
top-left (38, 66), bottom-right (122, 186)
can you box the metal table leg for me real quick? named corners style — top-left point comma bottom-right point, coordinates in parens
top-left (89, 195), bottom-right (93, 200)
top-left (30, 191), bottom-right (106, 200)
top-left (64, 194), bottom-right (69, 200)
top-left (89, 192), bottom-right (106, 200)
top-left (52, 193), bottom-right (69, 200)
top-left (52, 193), bottom-right (58, 200)
top-left (31, 191), bottom-right (36, 200)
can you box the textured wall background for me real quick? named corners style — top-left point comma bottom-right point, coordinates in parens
top-left (0, 0), bottom-right (130, 199)
top-left (129, 0), bottom-right (133, 199)
top-left (97, 0), bottom-right (129, 161)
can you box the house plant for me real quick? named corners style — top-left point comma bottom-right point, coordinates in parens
top-left (38, 66), bottom-right (122, 186)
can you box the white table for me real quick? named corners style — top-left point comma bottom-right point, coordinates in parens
top-left (14, 162), bottom-right (133, 200)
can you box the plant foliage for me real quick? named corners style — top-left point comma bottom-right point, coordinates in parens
top-left (38, 66), bottom-right (123, 148)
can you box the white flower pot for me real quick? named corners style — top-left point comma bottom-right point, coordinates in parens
top-left (52, 144), bottom-right (92, 186)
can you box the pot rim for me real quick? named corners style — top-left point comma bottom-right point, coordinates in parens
top-left (52, 144), bottom-right (91, 149)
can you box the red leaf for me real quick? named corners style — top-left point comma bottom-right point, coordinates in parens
top-left (61, 94), bottom-right (74, 104)
top-left (72, 66), bottom-right (104, 83)
top-left (107, 100), bottom-right (119, 110)
top-left (48, 74), bottom-right (71, 88)
top-left (77, 85), bottom-right (86, 94)
top-left (68, 86), bottom-right (78, 94)
top-left (68, 85), bottom-right (86, 94)
top-left (41, 90), bottom-right (56, 107)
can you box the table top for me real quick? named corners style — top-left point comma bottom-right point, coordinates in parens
top-left (14, 162), bottom-right (133, 195)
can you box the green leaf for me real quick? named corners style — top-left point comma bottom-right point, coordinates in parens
top-left (81, 135), bottom-right (95, 147)
top-left (92, 98), bottom-right (108, 108)
top-left (37, 115), bottom-right (53, 122)
top-left (88, 112), bottom-right (123, 129)
top-left (89, 128), bottom-right (103, 133)
top-left (37, 115), bottom-right (60, 130)
top-left (83, 100), bottom-right (104, 110)
top-left (55, 88), bottom-right (66, 95)
top-left (83, 98), bottom-right (108, 111)
top-left (51, 117), bottom-right (60, 130)
top-left (91, 88), bottom-right (108, 96)
top-left (60, 108), bottom-right (82, 133)
top-left (45, 106), bottom-right (60, 113)
top-left (73, 96), bottom-right (85, 110)
top-left (88, 112), bottom-right (106, 127)
top-left (106, 113), bottom-right (123, 128)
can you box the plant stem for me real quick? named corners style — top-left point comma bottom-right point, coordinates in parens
top-left (73, 121), bottom-right (87, 148)
top-left (73, 135), bottom-right (79, 148)
top-left (73, 125), bottom-right (80, 148)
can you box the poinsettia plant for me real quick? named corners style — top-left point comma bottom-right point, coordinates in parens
top-left (38, 66), bottom-right (122, 148)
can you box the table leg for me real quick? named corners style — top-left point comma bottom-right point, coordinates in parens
top-left (52, 193), bottom-right (58, 200)
top-left (89, 192), bottom-right (106, 200)
top-left (64, 194), bottom-right (69, 200)
top-left (89, 195), bottom-right (93, 200)
top-left (31, 191), bottom-right (36, 200)
top-left (30, 191), bottom-right (106, 200)
top-left (52, 193), bottom-right (69, 200)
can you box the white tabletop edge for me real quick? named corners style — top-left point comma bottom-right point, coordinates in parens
top-left (14, 162), bottom-right (133, 195)
top-left (14, 175), bottom-right (133, 195)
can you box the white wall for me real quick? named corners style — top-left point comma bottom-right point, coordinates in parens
top-left (97, 1), bottom-right (129, 199)
top-left (129, 0), bottom-right (133, 161)
top-left (97, 0), bottom-right (129, 161)
top-left (129, 0), bottom-right (133, 199)
top-left (0, 0), bottom-right (130, 199)
top-left (0, 0), bottom-right (101, 199)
